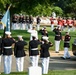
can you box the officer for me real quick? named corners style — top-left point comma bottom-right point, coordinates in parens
top-left (27, 26), bottom-right (38, 40)
top-left (29, 36), bottom-right (41, 66)
top-left (14, 35), bottom-right (27, 72)
top-left (40, 37), bottom-right (53, 74)
top-left (61, 32), bottom-right (71, 59)
top-left (2, 31), bottom-right (15, 74)
top-left (53, 26), bottom-right (62, 53)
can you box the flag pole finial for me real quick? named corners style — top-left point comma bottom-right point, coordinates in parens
top-left (8, 4), bottom-right (12, 10)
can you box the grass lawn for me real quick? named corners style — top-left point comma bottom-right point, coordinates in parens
top-left (0, 27), bottom-right (76, 51)
top-left (1, 70), bottom-right (76, 75)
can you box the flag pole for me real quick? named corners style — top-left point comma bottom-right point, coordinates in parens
top-left (2, 4), bottom-right (12, 38)
top-left (8, 4), bottom-right (12, 10)
top-left (2, 27), bottom-right (6, 38)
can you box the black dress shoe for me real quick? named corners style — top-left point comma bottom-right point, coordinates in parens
top-left (55, 51), bottom-right (59, 53)
top-left (61, 57), bottom-right (66, 59)
top-left (66, 57), bottom-right (71, 59)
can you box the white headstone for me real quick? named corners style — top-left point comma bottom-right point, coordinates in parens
top-left (28, 66), bottom-right (42, 75)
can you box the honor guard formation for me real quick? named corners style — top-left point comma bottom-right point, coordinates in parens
top-left (0, 14), bottom-right (76, 75)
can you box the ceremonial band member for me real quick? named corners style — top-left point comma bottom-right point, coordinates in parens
top-left (19, 15), bottom-right (25, 30)
top-left (50, 17), bottom-right (56, 31)
top-left (53, 26), bottom-right (62, 53)
top-left (29, 15), bottom-right (33, 29)
top-left (2, 31), bottom-right (15, 74)
top-left (29, 36), bottom-right (41, 66)
top-left (36, 16), bottom-right (41, 31)
top-left (72, 18), bottom-right (76, 31)
top-left (14, 35), bottom-right (27, 72)
top-left (40, 37), bottom-right (53, 74)
top-left (61, 32), bottom-right (71, 59)
top-left (67, 17), bottom-right (73, 32)
top-left (12, 14), bottom-right (19, 30)
top-left (62, 17), bottom-right (67, 31)
top-left (25, 15), bottom-right (29, 30)
top-left (58, 17), bottom-right (63, 31)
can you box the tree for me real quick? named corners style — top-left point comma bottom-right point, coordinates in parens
top-left (51, 6), bottom-right (63, 16)
top-left (65, 1), bottom-right (76, 17)
top-left (0, 0), bottom-right (75, 17)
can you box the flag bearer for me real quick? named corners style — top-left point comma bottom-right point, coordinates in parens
top-left (2, 31), bottom-right (15, 74)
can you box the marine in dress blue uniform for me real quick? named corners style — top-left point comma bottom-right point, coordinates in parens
top-left (40, 37), bottom-right (53, 74)
top-left (14, 35), bottom-right (27, 72)
top-left (39, 27), bottom-right (48, 41)
top-left (53, 27), bottom-right (62, 53)
top-left (1, 31), bottom-right (15, 74)
top-left (61, 32), bottom-right (71, 59)
top-left (29, 36), bottom-right (41, 66)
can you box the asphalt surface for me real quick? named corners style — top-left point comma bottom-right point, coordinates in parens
top-left (0, 51), bottom-right (76, 72)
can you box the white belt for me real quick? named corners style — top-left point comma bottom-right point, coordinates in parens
top-left (64, 41), bottom-right (69, 43)
top-left (4, 46), bottom-right (12, 49)
top-left (31, 48), bottom-right (38, 50)
top-left (69, 24), bottom-right (72, 26)
top-left (56, 35), bottom-right (60, 36)
top-left (65, 24), bottom-right (67, 25)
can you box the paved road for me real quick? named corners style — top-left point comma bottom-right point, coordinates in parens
top-left (0, 56), bottom-right (30, 72)
top-left (0, 51), bottom-right (76, 72)
top-left (49, 56), bottom-right (76, 70)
